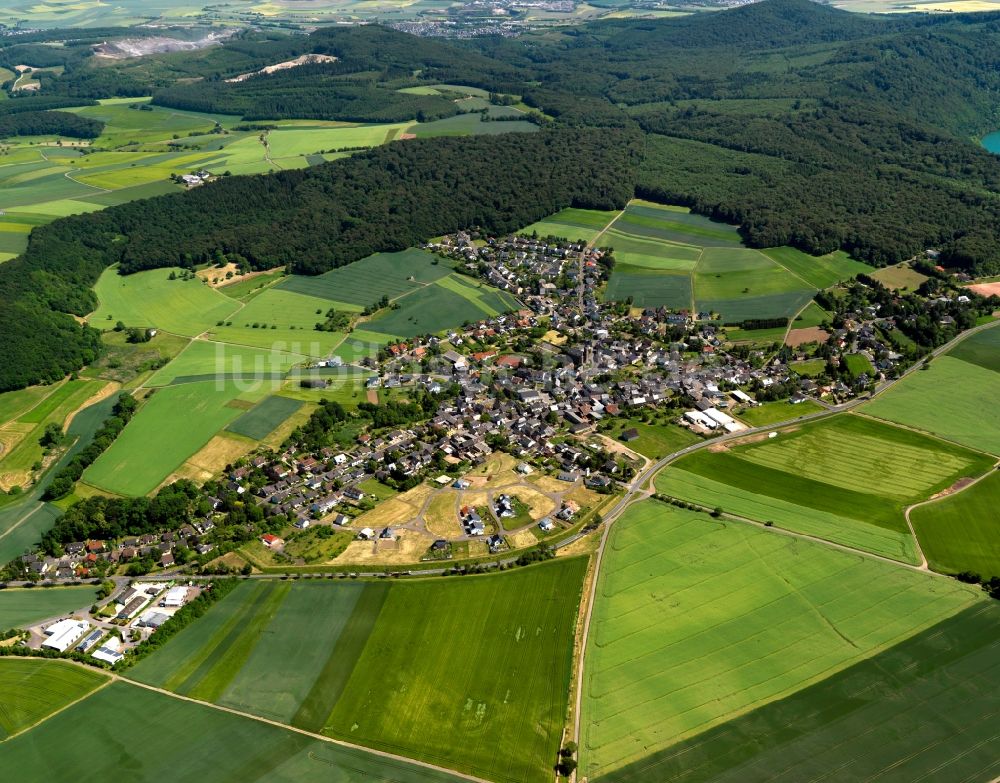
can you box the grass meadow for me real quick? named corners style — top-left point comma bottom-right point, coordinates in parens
top-left (909, 470), bottom-right (1000, 578)
top-left (147, 340), bottom-right (305, 386)
top-left (0, 680), bottom-right (466, 783)
top-left (83, 381), bottom-right (256, 495)
top-left (0, 658), bottom-right (107, 739)
top-left (596, 201), bottom-right (830, 319)
top-left (605, 418), bottom-right (699, 459)
top-left (89, 266), bottom-right (239, 336)
top-left (278, 248), bottom-right (451, 307)
top-left (581, 501), bottom-right (982, 781)
top-left (127, 561), bottom-right (585, 783)
top-left (734, 398), bottom-right (823, 426)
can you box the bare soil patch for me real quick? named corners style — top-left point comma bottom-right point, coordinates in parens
top-left (967, 281), bottom-right (1000, 297)
top-left (931, 476), bottom-right (976, 499)
top-left (785, 327), bottom-right (830, 347)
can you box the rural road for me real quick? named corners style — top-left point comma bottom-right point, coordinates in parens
top-left (569, 316), bottom-right (1000, 758)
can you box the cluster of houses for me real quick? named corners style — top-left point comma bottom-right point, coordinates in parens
top-left (18, 526), bottom-right (216, 580)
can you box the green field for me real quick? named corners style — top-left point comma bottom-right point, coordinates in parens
top-left (762, 246), bottom-right (870, 289)
top-left (278, 248), bottom-right (452, 306)
top-left (89, 266), bottom-right (239, 337)
top-left (790, 299), bottom-right (830, 329)
top-left (843, 352), bottom-right (874, 378)
top-left (0, 378), bottom-right (105, 480)
top-left (948, 322), bottom-right (1000, 371)
top-left (226, 395), bottom-right (303, 441)
top-left (864, 353), bottom-right (1000, 456)
top-left (596, 600), bottom-right (1000, 783)
top-left (129, 561), bottom-right (586, 783)
top-left (410, 112), bottom-right (538, 137)
top-left (147, 339), bottom-right (305, 386)
top-left (607, 419), bottom-right (699, 459)
top-left (84, 381), bottom-right (254, 495)
top-left (521, 206), bottom-right (620, 243)
top-left (0, 658), bottom-right (107, 739)
top-left (599, 201), bottom-right (817, 318)
top-left (0, 680), bottom-right (466, 783)
top-left (735, 398), bottom-right (823, 426)
top-left (581, 501), bottom-right (983, 781)
top-left (909, 470), bottom-right (1000, 578)
top-left (363, 273), bottom-right (521, 339)
top-left (0, 586), bottom-right (96, 629)
top-left (656, 414), bottom-right (993, 562)
top-left (203, 286), bottom-right (356, 356)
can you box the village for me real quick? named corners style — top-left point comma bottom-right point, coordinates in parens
top-left (6, 230), bottom-right (987, 584)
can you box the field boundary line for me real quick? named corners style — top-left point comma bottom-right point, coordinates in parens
top-left (118, 675), bottom-right (492, 783)
top-left (2, 675), bottom-right (112, 742)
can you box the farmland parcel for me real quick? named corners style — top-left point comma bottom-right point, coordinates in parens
top-left (127, 560), bottom-right (586, 783)
top-left (0, 680), bottom-right (467, 783)
top-left (0, 658), bottom-right (107, 739)
top-left (655, 414), bottom-right (992, 562)
top-left (581, 501), bottom-right (984, 782)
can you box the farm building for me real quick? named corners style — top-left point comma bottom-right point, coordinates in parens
top-left (91, 637), bottom-right (124, 665)
top-left (42, 619), bottom-right (90, 652)
top-left (357, 527), bottom-right (375, 540)
top-left (261, 534), bottom-right (284, 548)
top-left (160, 586), bottom-right (188, 608)
top-left (731, 389), bottom-right (757, 405)
top-left (620, 428), bottom-right (640, 443)
top-left (136, 610), bottom-right (170, 629)
top-left (75, 629), bottom-right (104, 652)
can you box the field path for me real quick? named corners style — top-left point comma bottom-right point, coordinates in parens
top-left (119, 675), bottom-right (491, 783)
top-left (7, 654), bottom-right (487, 782)
top-left (1, 676), bottom-right (113, 742)
top-left (38, 148), bottom-right (112, 194)
top-left (903, 461), bottom-right (1000, 571)
top-left (578, 207), bottom-right (625, 312)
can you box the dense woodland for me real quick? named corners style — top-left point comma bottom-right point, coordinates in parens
top-left (0, 130), bottom-right (637, 391)
top-left (7, 0), bottom-right (1000, 389)
top-left (0, 110), bottom-right (103, 139)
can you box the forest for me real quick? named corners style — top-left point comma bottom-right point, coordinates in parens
top-left (7, 0), bottom-right (1000, 390)
top-left (0, 110), bottom-right (103, 139)
top-left (0, 129), bottom-right (638, 391)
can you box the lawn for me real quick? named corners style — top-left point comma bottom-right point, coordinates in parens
top-left (325, 559), bottom-right (587, 783)
top-left (147, 340), bottom-right (304, 386)
top-left (864, 354), bottom-right (1000, 456)
top-left (0, 680), bottom-right (466, 783)
top-left (277, 248), bottom-right (452, 306)
top-left (127, 562), bottom-right (585, 783)
top-left (607, 418), bottom-right (698, 459)
top-left (909, 470), bottom-right (1000, 578)
top-left (83, 381), bottom-right (252, 495)
top-left (596, 601), bottom-right (1000, 783)
top-left (735, 398), bottom-right (823, 426)
top-left (581, 500), bottom-right (982, 781)
top-left (0, 658), bottom-right (107, 739)
top-left (0, 586), bottom-right (96, 629)
top-left (843, 352), bottom-right (873, 378)
top-left (225, 395), bottom-right (303, 441)
top-left (89, 266), bottom-right (239, 337)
